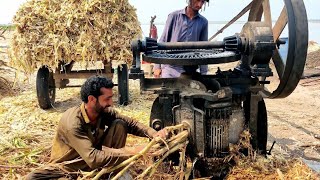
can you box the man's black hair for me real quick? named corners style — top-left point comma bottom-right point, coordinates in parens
top-left (187, 0), bottom-right (209, 9)
top-left (187, 0), bottom-right (209, 3)
top-left (80, 75), bottom-right (114, 103)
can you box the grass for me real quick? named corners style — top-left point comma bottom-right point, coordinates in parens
top-left (0, 25), bottom-right (15, 31)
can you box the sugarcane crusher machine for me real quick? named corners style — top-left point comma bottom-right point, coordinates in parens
top-left (128, 0), bottom-right (308, 177)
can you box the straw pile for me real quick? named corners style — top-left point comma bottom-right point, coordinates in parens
top-left (226, 131), bottom-right (319, 179)
top-left (306, 42), bottom-right (320, 69)
top-left (308, 41), bottom-right (320, 53)
top-left (9, 0), bottom-right (141, 73)
top-left (227, 156), bottom-right (319, 180)
top-left (0, 89), bottom-right (65, 179)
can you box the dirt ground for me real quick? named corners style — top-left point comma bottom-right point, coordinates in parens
top-left (264, 43), bottom-right (320, 172)
top-left (1, 31), bottom-right (320, 178)
top-left (265, 77), bottom-right (320, 164)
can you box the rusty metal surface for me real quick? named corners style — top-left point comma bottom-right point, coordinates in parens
top-left (229, 109), bottom-right (245, 144)
top-left (173, 100), bottom-right (206, 157)
top-left (240, 22), bottom-right (275, 65)
top-left (248, 0), bottom-right (263, 21)
top-left (263, 0), bottom-right (272, 27)
top-left (272, 7), bottom-right (288, 41)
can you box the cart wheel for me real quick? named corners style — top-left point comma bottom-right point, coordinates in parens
top-left (36, 66), bottom-right (56, 109)
top-left (117, 64), bottom-right (129, 105)
top-left (244, 96), bottom-right (268, 154)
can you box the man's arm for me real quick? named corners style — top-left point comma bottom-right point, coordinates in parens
top-left (200, 19), bottom-right (209, 74)
top-left (153, 13), bottom-right (175, 77)
top-left (107, 108), bottom-right (157, 138)
top-left (159, 14), bottom-right (174, 43)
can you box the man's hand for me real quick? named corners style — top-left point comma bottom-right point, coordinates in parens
top-left (153, 69), bottom-right (161, 78)
top-left (124, 146), bottom-right (145, 155)
top-left (152, 128), bottom-right (168, 139)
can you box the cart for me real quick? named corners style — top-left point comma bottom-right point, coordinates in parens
top-left (36, 60), bottom-right (129, 109)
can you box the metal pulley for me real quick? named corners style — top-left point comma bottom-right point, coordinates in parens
top-left (248, 0), bottom-right (308, 98)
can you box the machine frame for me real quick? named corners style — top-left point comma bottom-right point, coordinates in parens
top-left (129, 0), bottom-right (308, 178)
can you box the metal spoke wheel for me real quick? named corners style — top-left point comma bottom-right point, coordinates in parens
top-left (249, 0), bottom-right (308, 98)
top-left (36, 66), bottom-right (56, 109)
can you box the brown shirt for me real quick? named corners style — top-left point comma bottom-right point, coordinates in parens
top-left (49, 103), bottom-right (157, 170)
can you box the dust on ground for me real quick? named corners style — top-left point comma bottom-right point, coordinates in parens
top-left (265, 42), bottom-right (320, 170)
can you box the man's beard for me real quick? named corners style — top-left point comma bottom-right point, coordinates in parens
top-left (188, 1), bottom-right (204, 12)
top-left (94, 100), bottom-right (109, 114)
top-left (188, 4), bottom-right (200, 13)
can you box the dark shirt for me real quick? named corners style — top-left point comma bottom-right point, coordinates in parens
top-left (154, 8), bottom-right (208, 77)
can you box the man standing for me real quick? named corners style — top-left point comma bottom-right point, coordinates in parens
top-left (26, 76), bottom-right (167, 179)
top-left (153, 0), bottom-right (209, 78)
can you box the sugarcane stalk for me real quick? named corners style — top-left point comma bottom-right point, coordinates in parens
top-left (92, 138), bottom-right (159, 180)
top-left (137, 142), bottom-right (187, 179)
top-left (79, 169), bottom-right (98, 180)
top-left (111, 161), bottom-right (135, 180)
top-left (147, 142), bottom-right (187, 178)
top-left (178, 142), bottom-right (187, 180)
top-left (150, 123), bottom-right (190, 150)
top-left (152, 139), bottom-right (188, 157)
top-left (88, 123), bottom-right (191, 179)
top-left (152, 131), bottom-right (189, 156)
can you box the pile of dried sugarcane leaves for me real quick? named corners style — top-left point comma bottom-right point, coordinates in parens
top-left (9, 0), bottom-right (141, 73)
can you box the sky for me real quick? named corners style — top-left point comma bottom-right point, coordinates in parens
top-left (0, 0), bottom-right (319, 42)
top-left (0, 0), bottom-right (319, 25)
top-left (131, 0), bottom-right (319, 24)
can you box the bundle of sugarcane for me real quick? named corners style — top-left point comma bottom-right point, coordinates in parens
top-left (79, 127), bottom-right (319, 179)
top-left (9, 0), bottom-right (141, 73)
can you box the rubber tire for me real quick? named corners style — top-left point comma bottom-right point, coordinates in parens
top-left (36, 66), bottom-right (55, 109)
top-left (244, 97), bottom-right (268, 154)
top-left (117, 64), bottom-right (129, 106)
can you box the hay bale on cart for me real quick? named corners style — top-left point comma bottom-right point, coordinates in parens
top-left (9, 0), bottom-right (141, 109)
